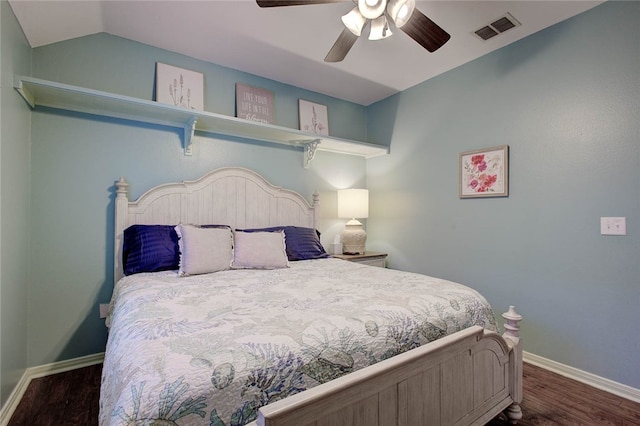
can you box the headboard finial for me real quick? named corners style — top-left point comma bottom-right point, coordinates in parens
top-left (116, 177), bottom-right (129, 199)
top-left (502, 305), bottom-right (523, 342)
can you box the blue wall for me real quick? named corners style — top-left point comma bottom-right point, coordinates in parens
top-left (366, 1), bottom-right (639, 388)
top-left (0, 0), bottom-right (32, 407)
top-left (26, 33), bottom-right (368, 367)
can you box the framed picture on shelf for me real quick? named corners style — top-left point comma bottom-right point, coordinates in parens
top-left (299, 99), bottom-right (328, 136)
top-left (459, 145), bottom-right (509, 198)
top-left (235, 83), bottom-right (275, 124)
top-left (155, 62), bottom-right (204, 111)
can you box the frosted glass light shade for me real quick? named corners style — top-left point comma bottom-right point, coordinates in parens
top-left (387, 0), bottom-right (415, 28)
top-left (341, 7), bottom-right (367, 36)
top-left (369, 15), bottom-right (392, 40)
top-left (338, 189), bottom-right (369, 219)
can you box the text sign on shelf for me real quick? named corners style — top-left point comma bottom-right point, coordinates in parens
top-left (235, 83), bottom-right (275, 124)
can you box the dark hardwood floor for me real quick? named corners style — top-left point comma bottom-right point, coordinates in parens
top-left (8, 363), bottom-right (102, 426)
top-left (8, 362), bottom-right (640, 425)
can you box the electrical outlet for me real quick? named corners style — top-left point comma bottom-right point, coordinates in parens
top-left (99, 303), bottom-right (110, 319)
top-left (600, 217), bottom-right (626, 235)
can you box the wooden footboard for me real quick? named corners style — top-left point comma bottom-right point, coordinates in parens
top-left (249, 307), bottom-right (523, 426)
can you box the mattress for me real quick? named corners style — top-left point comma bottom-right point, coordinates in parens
top-left (100, 258), bottom-right (497, 425)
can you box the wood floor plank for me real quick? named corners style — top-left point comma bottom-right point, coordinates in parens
top-left (7, 362), bottom-right (640, 425)
top-left (8, 364), bottom-right (102, 426)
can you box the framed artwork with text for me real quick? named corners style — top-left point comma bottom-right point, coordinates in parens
top-left (235, 83), bottom-right (275, 124)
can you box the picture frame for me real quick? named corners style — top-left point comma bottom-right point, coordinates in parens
top-left (299, 99), bottom-right (329, 136)
top-left (235, 83), bottom-right (275, 124)
top-left (155, 62), bottom-right (204, 111)
top-left (459, 145), bottom-right (509, 198)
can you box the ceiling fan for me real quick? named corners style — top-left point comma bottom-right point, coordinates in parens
top-left (256, 0), bottom-right (450, 62)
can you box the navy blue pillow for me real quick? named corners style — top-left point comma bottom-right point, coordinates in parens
top-left (238, 226), bottom-right (329, 261)
top-left (122, 225), bottom-right (180, 275)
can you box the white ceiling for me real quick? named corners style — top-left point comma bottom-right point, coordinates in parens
top-left (9, 0), bottom-right (603, 106)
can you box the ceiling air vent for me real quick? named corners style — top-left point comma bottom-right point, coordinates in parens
top-left (474, 13), bottom-right (520, 41)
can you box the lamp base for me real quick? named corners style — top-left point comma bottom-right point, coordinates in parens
top-left (341, 219), bottom-right (367, 255)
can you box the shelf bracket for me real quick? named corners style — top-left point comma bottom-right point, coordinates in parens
top-left (184, 117), bottom-right (197, 156)
top-left (14, 77), bottom-right (35, 108)
top-left (303, 139), bottom-right (321, 169)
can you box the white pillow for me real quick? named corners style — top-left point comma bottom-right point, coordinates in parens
top-left (232, 230), bottom-right (289, 269)
top-left (175, 224), bottom-right (233, 276)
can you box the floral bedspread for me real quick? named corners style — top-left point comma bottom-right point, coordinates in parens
top-left (100, 258), bottom-right (497, 426)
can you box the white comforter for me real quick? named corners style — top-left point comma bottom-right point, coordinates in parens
top-left (100, 258), bottom-right (497, 426)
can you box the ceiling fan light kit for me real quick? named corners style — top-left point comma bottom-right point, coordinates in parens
top-left (358, 0), bottom-right (387, 19)
top-left (256, 0), bottom-right (449, 62)
top-left (387, 0), bottom-right (416, 28)
top-left (342, 7), bottom-right (367, 36)
top-left (369, 15), bottom-right (392, 40)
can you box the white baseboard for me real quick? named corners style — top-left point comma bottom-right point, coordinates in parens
top-left (524, 351), bottom-right (640, 403)
top-left (2, 351), bottom-right (638, 425)
top-left (0, 353), bottom-right (104, 426)
top-left (0, 372), bottom-right (30, 426)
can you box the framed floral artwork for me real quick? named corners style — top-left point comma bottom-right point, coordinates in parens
top-left (299, 99), bottom-right (329, 136)
top-left (459, 145), bottom-right (509, 198)
top-left (155, 62), bottom-right (204, 111)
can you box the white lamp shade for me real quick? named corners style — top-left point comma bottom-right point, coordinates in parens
top-left (338, 189), bottom-right (369, 219)
top-left (369, 15), bottom-right (392, 40)
top-left (341, 7), bottom-right (367, 36)
top-left (387, 0), bottom-right (415, 28)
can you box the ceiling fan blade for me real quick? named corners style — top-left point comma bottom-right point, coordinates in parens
top-left (257, 0), bottom-right (346, 7)
top-left (324, 28), bottom-right (359, 62)
top-left (400, 8), bottom-right (450, 53)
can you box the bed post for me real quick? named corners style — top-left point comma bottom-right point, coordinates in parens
top-left (312, 191), bottom-right (320, 230)
top-left (114, 177), bottom-right (129, 285)
top-left (502, 305), bottom-right (523, 424)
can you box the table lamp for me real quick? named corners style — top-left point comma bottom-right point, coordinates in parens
top-left (337, 188), bottom-right (369, 254)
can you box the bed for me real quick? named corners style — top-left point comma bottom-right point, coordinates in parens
top-left (101, 167), bottom-right (523, 426)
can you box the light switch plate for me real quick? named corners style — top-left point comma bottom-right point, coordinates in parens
top-left (600, 217), bottom-right (626, 235)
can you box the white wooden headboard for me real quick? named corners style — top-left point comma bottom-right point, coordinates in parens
top-left (114, 167), bottom-right (319, 283)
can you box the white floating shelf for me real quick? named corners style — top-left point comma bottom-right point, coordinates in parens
top-left (14, 76), bottom-right (388, 167)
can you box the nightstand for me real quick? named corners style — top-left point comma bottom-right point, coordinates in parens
top-left (332, 251), bottom-right (387, 268)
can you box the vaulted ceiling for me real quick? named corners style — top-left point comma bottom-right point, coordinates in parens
top-left (9, 0), bottom-right (603, 105)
